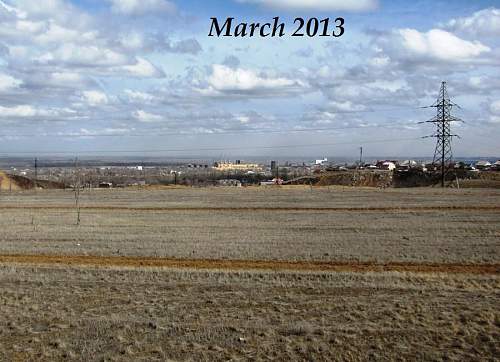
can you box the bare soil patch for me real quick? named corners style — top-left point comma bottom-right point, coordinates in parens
top-left (0, 254), bottom-right (499, 275)
top-left (1, 204), bottom-right (500, 212)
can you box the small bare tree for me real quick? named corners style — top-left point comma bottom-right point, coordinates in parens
top-left (74, 157), bottom-right (81, 225)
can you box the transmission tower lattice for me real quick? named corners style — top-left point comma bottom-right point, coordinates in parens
top-left (423, 81), bottom-right (462, 187)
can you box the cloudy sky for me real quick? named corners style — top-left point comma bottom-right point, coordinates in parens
top-left (0, 0), bottom-right (499, 158)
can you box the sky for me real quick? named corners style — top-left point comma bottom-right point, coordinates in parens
top-left (0, 0), bottom-right (499, 159)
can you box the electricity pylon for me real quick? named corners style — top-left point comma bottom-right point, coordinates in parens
top-left (422, 82), bottom-right (462, 187)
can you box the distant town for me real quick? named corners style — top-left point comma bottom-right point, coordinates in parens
top-left (1, 156), bottom-right (499, 190)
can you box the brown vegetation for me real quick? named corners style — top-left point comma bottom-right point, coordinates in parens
top-left (1, 188), bottom-right (499, 264)
top-left (0, 265), bottom-right (498, 361)
top-left (0, 171), bottom-right (65, 190)
top-left (0, 171), bottom-right (22, 191)
top-left (0, 254), bottom-right (498, 274)
top-left (2, 204), bottom-right (499, 212)
top-left (0, 187), bottom-right (499, 360)
top-left (318, 171), bottom-right (392, 187)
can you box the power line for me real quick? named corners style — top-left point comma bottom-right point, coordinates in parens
top-left (0, 104), bottom-right (435, 139)
top-left (0, 137), bottom-right (424, 155)
top-left (0, 121), bottom-right (423, 139)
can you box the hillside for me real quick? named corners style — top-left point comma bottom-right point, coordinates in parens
top-left (0, 170), bottom-right (23, 191)
top-left (0, 170), bottom-right (65, 190)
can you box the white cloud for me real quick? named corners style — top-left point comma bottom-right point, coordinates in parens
top-left (124, 89), bottom-right (158, 104)
top-left (466, 75), bottom-right (500, 93)
top-left (0, 0), bottom-right (27, 18)
top-left (490, 100), bottom-right (500, 115)
top-left (119, 32), bottom-right (145, 51)
top-left (117, 33), bottom-right (202, 55)
top-left (34, 22), bottom-right (97, 45)
top-left (368, 79), bottom-right (408, 92)
top-left (15, 19), bottom-right (45, 34)
top-left (0, 1), bottom-right (166, 80)
top-left (82, 90), bottom-right (109, 107)
top-left (0, 0), bottom-right (498, 156)
top-left (369, 55), bottom-right (390, 68)
top-left (237, 115), bottom-right (250, 124)
top-left (469, 76), bottom-right (484, 89)
top-left (327, 101), bottom-right (366, 112)
top-left (132, 109), bottom-right (163, 123)
top-left (237, 0), bottom-right (377, 12)
top-left (77, 127), bottom-right (131, 136)
top-left (107, 0), bottom-right (175, 15)
top-left (0, 73), bottom-right (22, 91)
top-left (37, 44), bottom-right (129, 67)
top-left (121, 57), bottom-right (164, 78)
top-left (446, 8), bottom-right (500, 36)
top-left (12, 0), bottom-right (71, 18)
top-left (0, 105), bottom-right (37, 117)
top-left (50, 72), bottom-right (85, 84)
top-left (489, 100), bottom-right (500, 124)
top-left (372, 28), bottom-right (493, 68)
top-left (207, 64), bottom-right (300, 92)
top-left (398, 29), bottom-right (490, 62)
top-left (0, 105), bottom-right (61, 117)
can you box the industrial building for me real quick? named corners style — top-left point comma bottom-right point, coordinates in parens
top-left (213, 160), bottom-right (262, 171)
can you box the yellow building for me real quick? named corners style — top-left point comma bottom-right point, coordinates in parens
top-left (213, 161), bottom-right (262, 171)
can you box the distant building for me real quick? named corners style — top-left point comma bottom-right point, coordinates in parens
top-left (218, 179), bottom-right (242, 187)
top-left (260, 178), bottom-right (283, 186)
top-left (475, 160), bottom-right (491, 170)
top-left (315, 158), bottom-right (328, 165)
top-left (398, 160), bottom-right (426, 171)
top-left (400, 160), bottom-right (418, 169)
top-left (376, 160), bottom-right (396, 171)
top-left (213, 161), bottom-right (262, 171)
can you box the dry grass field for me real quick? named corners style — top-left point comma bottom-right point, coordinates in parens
top-left (0, 187), bottom-right (499, 263)
top-left (0, 186), bottom-right (499, 360)
top-left (1, 266), bottom-right (498, 361)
